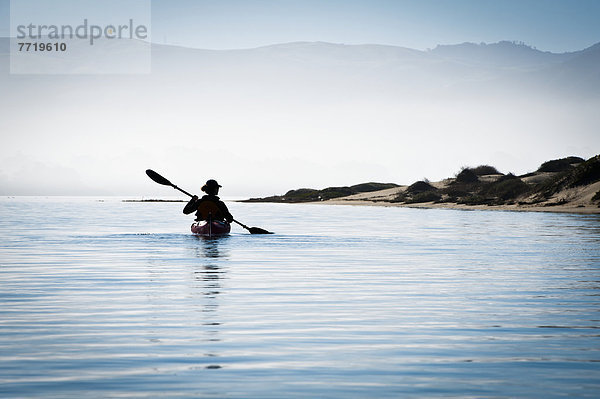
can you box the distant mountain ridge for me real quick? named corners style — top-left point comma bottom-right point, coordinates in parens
top-left (1, 38), bottom-right (597, 69)
top-left (429, 40), bottom-right (577, 68)
top-left (1, 39), bottom-right (598, 93)
top-left (2, 37), bottom-right (598, 105)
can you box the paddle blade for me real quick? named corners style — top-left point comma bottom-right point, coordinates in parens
top-left (248, 226), bottom-right (273, 234)
top-left (146, 169), bottom-right (172, 186)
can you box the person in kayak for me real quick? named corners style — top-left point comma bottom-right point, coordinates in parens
top-left (183, 179), bottom-right (233, 223)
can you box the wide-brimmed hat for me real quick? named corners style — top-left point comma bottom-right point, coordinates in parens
top-left (202, 179), bottom-right (222, 192)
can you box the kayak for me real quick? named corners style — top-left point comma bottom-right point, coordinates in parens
top-left (191, 220), bottom-right (231, 237)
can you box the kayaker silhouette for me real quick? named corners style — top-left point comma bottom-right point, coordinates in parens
top-left (146, 169), bottom-right (271, 234)
top-left (183, 179), bottom-right (233, 223)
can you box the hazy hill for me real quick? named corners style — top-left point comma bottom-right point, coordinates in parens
top-left (429, 41), bottom-right (576, 68)
top-left (2, 38), bottom-right (599, 97)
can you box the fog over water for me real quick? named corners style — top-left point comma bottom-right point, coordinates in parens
top-left (1, 39), bottom-right (599, 196)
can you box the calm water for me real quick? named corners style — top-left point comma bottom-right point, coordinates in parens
top-left (1, 197), bottom-right (599, 398)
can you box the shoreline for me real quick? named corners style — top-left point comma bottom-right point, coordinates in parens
top-left (242, 157), bottom-right (600, 215)
top-left (317, 198), bottom-right (600, 215)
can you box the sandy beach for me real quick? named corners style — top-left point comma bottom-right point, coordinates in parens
top-left (321, 180), bottom-right (600, 214)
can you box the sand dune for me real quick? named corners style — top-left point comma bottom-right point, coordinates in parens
top-left (324, 180), bottom-right (600, 214)
top-left (249, 155), bottom-right (600, 214)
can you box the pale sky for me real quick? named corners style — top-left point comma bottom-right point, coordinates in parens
top-left (1, 0), bottom-right (600, 52)
top-left (147, 0), bottom-right (600, 52)
top-left (0, 1), bottom-right (599, 196)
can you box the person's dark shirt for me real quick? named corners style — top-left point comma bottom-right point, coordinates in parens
top-left (183, 195), bottom-right (233, 223)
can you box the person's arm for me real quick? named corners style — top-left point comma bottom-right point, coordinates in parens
top-left (183, 196), bottom-right (199, 214)
top-left (218, 201), bottom-right (234, 223)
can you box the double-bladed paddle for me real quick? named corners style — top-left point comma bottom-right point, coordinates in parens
top-left (231, 219), bottom-right (273, 235)
top-left (145, 169), bottom-right (194, 197)
top-left (145, 169), bottom-right (273, 235)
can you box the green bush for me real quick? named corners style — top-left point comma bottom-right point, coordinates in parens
top-left (406, 180), bottom-right (436, 194)
top-left (443, 187), bottom-right (469, 198)
top-left (283, 188), bottom-right (319, 201)
top-left (350, 182), bottom-right (398, 192)
top-left (537, 156), bottom-right (585, 172)
top-left (535, 155), bottom-right (600, 198)
top-left (405, 191), bottom-right (442, 203)
top-left (319, 187), bottom-right (356, 200)
top-left (455, 168), bottom-right (479, 183)
top-left (437, 195), bottom-right (458, 203)
top-left (391, 192), bottom-right (407, 203)
top-left (458, 194), bottom-right (491, 205)
top-left (484, 176), bottom-right (530, 200)
top-left (471, 165), bottom-right (501, 175)
top-left (567, 155), bottom-right (600, 187)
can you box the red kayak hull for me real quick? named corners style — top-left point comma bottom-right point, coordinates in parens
top-left (191, 221), bottom-right (231, 236)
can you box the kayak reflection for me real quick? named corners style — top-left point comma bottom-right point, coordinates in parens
top-left (193, 235), bottom-right (230, 259)
top-left (191, 239), bottom-right (228, 370)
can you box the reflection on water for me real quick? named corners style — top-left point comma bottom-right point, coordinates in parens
top-left (195, 235), bottom-right (230, 258)
top-left (0, 197), bottom-right (599, 398)
top-left (194, 237), bottom-right (229, 367)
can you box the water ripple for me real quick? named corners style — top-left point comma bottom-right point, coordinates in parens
top-left (1, 198), bottom-right (599, 397)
